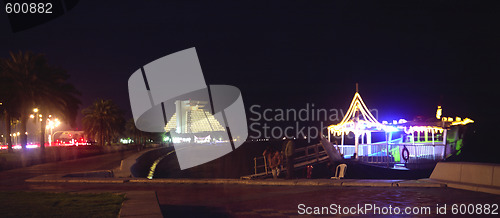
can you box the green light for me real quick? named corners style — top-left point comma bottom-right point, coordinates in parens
top-left (163, 136), bottom-right (171, 142)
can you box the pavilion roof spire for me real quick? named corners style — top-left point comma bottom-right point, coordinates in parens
top-left (328, 84), bottom-right (385, 136)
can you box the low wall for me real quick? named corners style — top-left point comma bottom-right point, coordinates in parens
top-left (429, 162), bottom-right (500, 194)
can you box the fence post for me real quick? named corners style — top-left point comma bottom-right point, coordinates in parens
top-left (263, 155), bottom-right (268, 175)
top-left (254, 157), bottom-right (257, 175)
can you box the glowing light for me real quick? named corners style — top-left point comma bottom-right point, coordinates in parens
top-left (451, 117), bottom-right (474, 126)
top-left (194, 135), bottom-right (211, 143)
top-left (148, 149), bottom-right (176, 179)
top-left (29, 114), bottom-right (35, 118)
top-left (328, 92), bottom-right (386, 136)
top-left (46, 118), bottom-right (60, 129)
top-left (26, 144), bottom-right (38, 149)
top-left (404, 126), bottom-right (444, 134)
top-left (120, 138), bottom-right (133, 144)
top-left (398, 119), bottom-right (407, 124)
top-left (384, 126), bottom-right (399, 132)
top-left (163, 136), bottom-right (171, 142)
top-left (33, 108), bottom-right (38, 113)
top-left (172, 137), bottom-right (191, 143)
top-left (436, 106), bottom-right (442, 119)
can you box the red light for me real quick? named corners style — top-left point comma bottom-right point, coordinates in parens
top-left (68, 134), bottom-right (72, 137)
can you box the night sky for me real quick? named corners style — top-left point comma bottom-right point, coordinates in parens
top-left (1, 1), bottom-right (498, 153)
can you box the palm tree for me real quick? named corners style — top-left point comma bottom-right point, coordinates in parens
top-left (82, 99), bottom-right (125, 146)
top-left (1, 51), bottom-right (44, 150)
top-left (34, 65), bottom-right (81, 149)
top-left (2, 51), bottom-right (81, 150)
top-left (0, 58), bottom-right (20, 152)
top-left (125, 118), bottom-right (150, 145)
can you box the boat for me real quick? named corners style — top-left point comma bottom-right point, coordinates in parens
top-left (321, 84), bottom-right (474, 178)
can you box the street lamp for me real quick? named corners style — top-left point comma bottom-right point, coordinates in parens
top-left (46, 118), bottom-right (60, 146)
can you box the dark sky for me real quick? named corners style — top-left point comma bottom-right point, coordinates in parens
top-left (1, 1), bottom-right (498, 134)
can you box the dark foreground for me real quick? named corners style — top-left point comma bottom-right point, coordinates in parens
top-left (14, 182), bottom-right (500, 217)
top-left (156, 184), bottom-right (500, 217)
top-left (1, 146), bottom-right (499, 217)
top-left (0, 191), bottom-right (124, 218)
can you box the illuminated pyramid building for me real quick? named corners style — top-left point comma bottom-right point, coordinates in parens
top-left (164, 100), bottom-right (225, 134)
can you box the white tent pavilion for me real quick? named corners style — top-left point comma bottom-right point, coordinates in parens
top-left (327, 85), bottom-right (397, 159)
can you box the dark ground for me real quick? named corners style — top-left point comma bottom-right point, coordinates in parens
top-left (0, 146), bottom-right (498, 217)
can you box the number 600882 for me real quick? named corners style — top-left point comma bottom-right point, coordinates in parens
top-left (5, 2), bottom-right (53, 14)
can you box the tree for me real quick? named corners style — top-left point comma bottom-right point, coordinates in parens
top-left (34, 65), bottom-right (81, 150)
top-left (82, 99), bottom-right (125, 146)
top-left (125, 118), bottom-right (143, 145)
top-left (1, 51), bottom-right (80, 150)
top-left (0, 58), bottom-right (20, 152)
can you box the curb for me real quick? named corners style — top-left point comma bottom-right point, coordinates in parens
top-left (26, 174), bottom-right (125, 183)
top-left (26, 175), bottom-right (443, 188)
top-left (420, 178), bottom-right (500, 195)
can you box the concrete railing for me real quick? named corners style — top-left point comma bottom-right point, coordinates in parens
top-left (428, 162), bottom-right (500, 195)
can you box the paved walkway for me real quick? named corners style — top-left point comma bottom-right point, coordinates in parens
top-left (120, 191), bottom-right (163, 218)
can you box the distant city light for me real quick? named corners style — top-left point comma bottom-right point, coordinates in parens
top-left (119, 138), bottom-right (133, 144)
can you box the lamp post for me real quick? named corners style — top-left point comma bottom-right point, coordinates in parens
top-left (46, 117), bottom-right (60, 146)
top-left (30, 108), bottom-right (40, 146)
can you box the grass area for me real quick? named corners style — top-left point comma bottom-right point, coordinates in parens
top-left (0, 191), bottom-right (125, 218)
